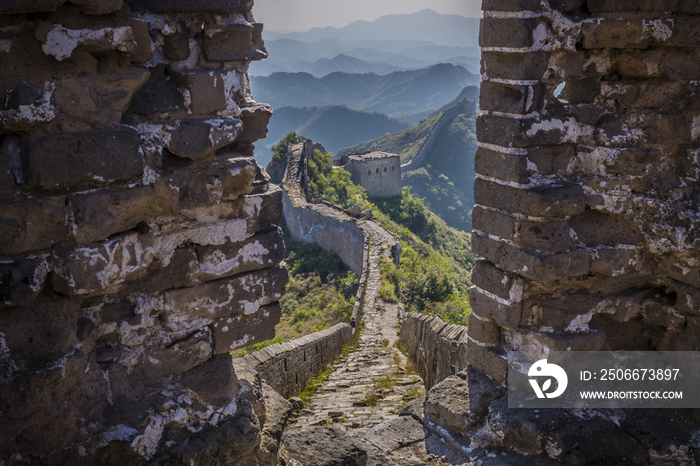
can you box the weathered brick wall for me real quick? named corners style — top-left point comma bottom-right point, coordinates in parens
top-left (0, 1), bottom-right (286, 464)
top-left (234, 323), bottom-right (354, 399)
top-left (472, 0), bottom-right (700, 386)
top-left (399, 312), bottom-right (469, 390)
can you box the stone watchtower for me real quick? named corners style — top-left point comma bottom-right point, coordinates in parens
top-left (338, 151), bottom-right (402, 198)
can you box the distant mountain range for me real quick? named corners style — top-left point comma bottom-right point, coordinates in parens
top-left (264, 9), bottom-right (480, 47)
top-left (255, 105), bottom-right (413, 166)
top-left (250, 10), bottom-right (481, 77)
top-left (250, 63), bottom-right (479, 122)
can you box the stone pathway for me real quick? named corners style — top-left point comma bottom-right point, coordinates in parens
top-left (285, 222), bottom-right (472, 465)
top-left (288, 220), bottom-right (423, 435)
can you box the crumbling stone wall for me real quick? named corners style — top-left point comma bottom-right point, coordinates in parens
top-left (399, 312), bottom-right (469, 390)
top-left (471, 0), bottom-right (700, 386)
top-left (234, 323), bottom-right (354, 399)
top-left (0, 1), bottom-right (286, 464)
top-left (283, 140), bottom-right (368, 276)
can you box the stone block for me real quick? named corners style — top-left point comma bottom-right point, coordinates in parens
top-left (4, 83), bottom-right (42, 109)
top-left (0, 135), bottom-right (22, 199)
top-left (161, 266), bottom-right (287, 336)
top-left (467, 316), bottom-right (501, 347)
top-left (237, 186), bottom-right (284, 234)
top-left (472, 206), bottom-right (576, 253)
top-left (50, 233), bottom-right (156, 295)
top-left (582, 20), bottom-right (672, 49)
top-left (507, 328), bottom-right (606, 353)
top-left (126, 64), bottom-right (184, 114)
top-left (472, 233), bottom-right (591, 281)
top-left (678, 0), bottom-right (700, 13)
top-left (477, 114), bottom-right (592, 148)
top-left (130, 19), bottom-right (152, 62)
top-left (163, 21), bottom-right (190, 61)
top-left (69, 179), bottom-right (179, 244)
top-left (170, 70), bottom-right (226, 114)
top-left (479, 17), bottom-right (540, 48)
top-left (0, 298), bottom-right (80, 372)
top-left (474, 178), bottom-right (586, 217)
top-left (136, 327), bottom-right (213, 379)
top-left (425, 367), bottom-right (503, 434)
top-left (589, 247), bottom-right (638, 277)
top-left (235, 103), bottom-right (273, 144)
top-left (0, 197), bottom-right (67, 255)
top-left (125, 0), bottom-right (254, 13)
top-left (479, 81), bottom-right (544, 115)
top-left (52, 70), bottom-right (150, 131)
top-left (549, 0), bottom-right (585, 10)
top-left (481, 0), bottom-right (541, 10)
top-left (0, 255), bottom-right (49, 308)
top-left (195, 227), bottom-right (285, 282)
top-left (481, 52), bottom-right (549, 80)
top-left (624, 112), bottom-right (689, 145)
top-left (180, 354), bottom-right (240, 406)
top-left (474, 147), bottom-right (529, 184)
top-left (612, 50), bottom-right (666, 78)
top-left (526, 145), bottom-right (576, 176)
top-left (0, 0), bottom-right (66, 13)
top-left (465, 342), bottom-right (507, 387)
top-left (68, 0), bottom-right (123, 15)
top-left (211, 302), bottom-right (281, 353)
top-left (601, 81), bottom-right (700, 110)
top-left (168, 119), bottom-right (242, 160)
top-left (36, 24), bottom-right (136, 61)
top-left (280, 426), bottom-right (368, 466)
top-left (470, 287), bottom-right (523, 328)
top-left (23, 128), bottom-right (142, 190)
top-left (202, 24), bottom-right (256, 62)
top-left (171, 155), bottom-right (256, 210)
top-left (661, 50), bottom-right (700, 81)
top-left (116, 245), bottom-right (199, 295)
top-left (587, 0), bottom-right (678, 11)
top-left (472, 260), bottom-right (520, 302)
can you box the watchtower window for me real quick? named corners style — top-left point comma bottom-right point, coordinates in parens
top-left (368, 170), bottom-right (371, 175)
top-left (392, 165), bottom-right (395, 170)
top-left (384, 167), bottom-right (387, 172)
top-left (376, 168), bottom-right (379, 173)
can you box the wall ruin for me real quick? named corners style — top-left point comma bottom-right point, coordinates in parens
top-left (234, 323), bottom-right (354, 399)
top-left (0, 1), bottom-right (286, 464)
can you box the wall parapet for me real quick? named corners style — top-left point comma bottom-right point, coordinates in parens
top-left (399, 312), bottom-right (469, 390)
top-left (234, 323), bottom-right (353, 399)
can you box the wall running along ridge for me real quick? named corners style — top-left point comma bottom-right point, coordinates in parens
top-left (0, 1), bottom-right (287, 464)
top-left (401, 98), bottom-right (477, 173)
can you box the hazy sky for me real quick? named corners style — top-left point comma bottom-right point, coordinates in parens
top-left (253, 0), bottom-right (483, 33)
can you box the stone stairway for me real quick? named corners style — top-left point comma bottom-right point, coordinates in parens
top-left (283, 221), bottom-right (472, 465)
top-left (287, 220), bottom-right (422, 435)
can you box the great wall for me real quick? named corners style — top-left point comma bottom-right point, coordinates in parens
top-left (2, 0), bottom-right (700, 465)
